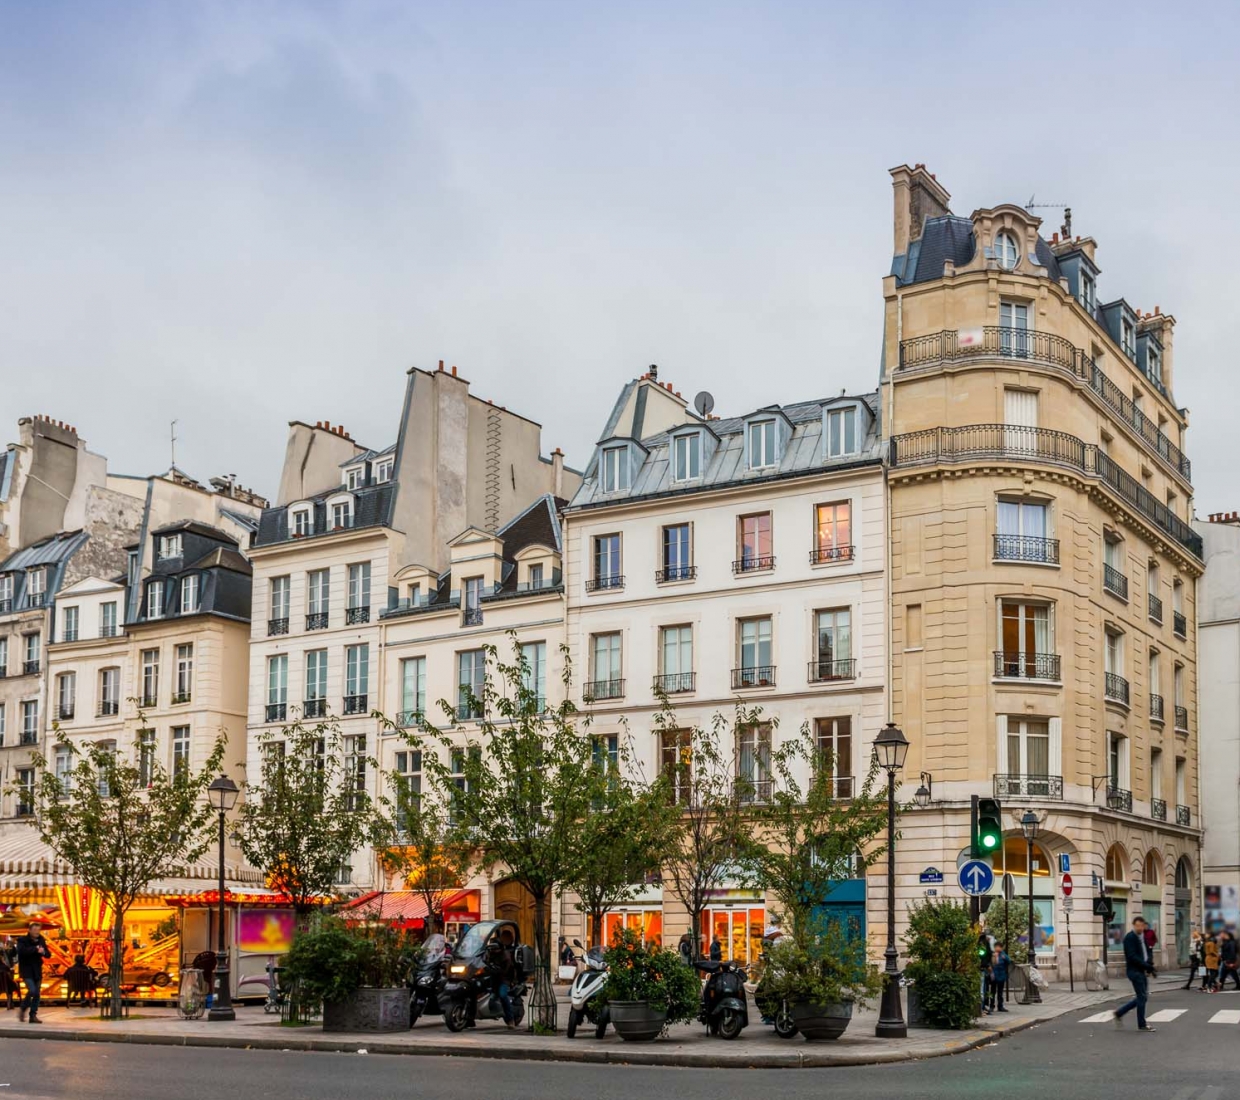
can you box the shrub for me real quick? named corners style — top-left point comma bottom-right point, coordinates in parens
top-left (760, 921), bottom-right (883, 1009)
top-left (908, 970), bottom-right (978, 1030)
top-left (601, 929), bottom-right (700, 1025)
top-left (282, 918), bottom-right (422, 1005)
top-left (902, 899), bottom-right (981, 1029)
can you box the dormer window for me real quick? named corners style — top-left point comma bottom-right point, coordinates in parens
top-left (601, 446), bottom-right (629, 493)
top-left (1080, 270), bottom-right (1096, 312)
top-left (826, 407), bottom-right (858, 457)
top-left (748, 419), bottom-right (778, 469)
top-left (672, 433), bottom-right (701, 481)
top-left (181, 574), bottom-right (201, 614)
top-left (0, 573), bottom-right (12, 610)
top-left (1148, 345), bottom-right (1162, 386)
top-left (345, 467), bottom-right (364, 491)
top-left (374, 459), bottom-right (393, 484)
top-left (158, 534), bottom-right (182, 560)
top-left (328, 496), bottom-right (354, 530)
top-left (1121, 317), bottom-right (1136, 359)
top-left (127, 550), bottom-right (139, 587)
top-left (291, 506), bottom-right (313, 537)
top-left (27, 567), bottom-right (46, 600)
top-left (147, 580), bottom-right (164, 620)
top-left (995, 231), bottom-right (1019, 271)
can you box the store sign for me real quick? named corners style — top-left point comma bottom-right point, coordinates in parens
top-left (237, 909), bottom-right (295, 954)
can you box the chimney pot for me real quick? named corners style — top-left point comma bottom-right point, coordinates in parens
top-left (1154, 305), bottom-right (1161, 315)
top-left (451, 365), bottom-right (457, 376)
top-left (438, 360), bottom-right (444, 371)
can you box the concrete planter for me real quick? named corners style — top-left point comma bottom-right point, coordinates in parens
top-left (607, 1000), bottom-right (668, 1042)
top-left (322, 987), bottom-right (411, 1033)
top-left (789, 1000), bottom-right (853, 1041)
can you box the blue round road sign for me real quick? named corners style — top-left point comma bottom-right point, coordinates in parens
top-left (958, 860), bottom-right (995, 896)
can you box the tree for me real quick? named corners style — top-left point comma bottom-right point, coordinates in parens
top-left (235, 715), bottom-right (373, 919)
top-left (982, 897), bottom-right (1031, 964)
top-left (17, 726), bottom-right (225, 1018)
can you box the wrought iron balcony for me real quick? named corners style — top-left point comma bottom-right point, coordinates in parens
top-left (1148, 593), bottom-right (1163, 623)
top-left (172, 692), bottom-right (191, 705)
top-left (808, 658), bottom-right (857, 682)
top-left (63, 631), bottom-right (78, 643)
top-left (583, 678), bottom-right (625, 702)
top-left (1173, 611), bottom-right (1187, 638)
top-left (735, 778), bottom-right (772, 804)
top-left (396, 710), bottom-right (424, 727)
top-left (810, 545), bottom-right (855, 565)
top-left (343, 694), bottom-right (368, 716)
top-left (1150, 694), bottom-right (1164, 722)
top-left (100, 625), bottom-right (118, 638)
top-left (265, 703), bottom-right (287, 723)
top-left (26, 593), bottom-right (47, 609)
top-left (97, 700), bottom-right (118, 717)
top-left (1104, 672), bottom-right (1130, 706)
top-left (993, 773), bottom-right (1065, 800)
top-left (462, 607), bottom-right (483, 627)
top-left (1106, 786), bottom-right (1133, 813)
top-left (585, 575), bottom-right (625, 593)
top-left (456, 702), bottom-right (484, 722)
top-left (732, 665), bottom-right (776, 689)
top-left (268, 617), bottom-right (289, 636)
top-left (653, 672), bottom-right (695, 694)
top-left (655, 565), bottom-right (697, 583)
top-left (993, 534), bottom-right (1060, 565)
top-left (346, 605), bottom-right (370, 625)
top-left (57, 704), bottom-right (75, 720)
top-left (1151, 797), bottom-right (1167, 821)
top-left (1175, 705), bottom-right (1189, 731)
top-left (23, 660), bottom-right (39, 676)
top-left (303, 698), bottom-right (327, 719)
top-left (140, 694), bottom-right (157, 709)
top-left (20, 730), bottom-right (38, 747)
top-left (821, 776), bottom-right (854, 799)
top-left (732, 555), bottom-right (776, 575)
top-left (1103, 564), bottom-right (1129, 600)
top-left (0, 599), bottom-right (10, 613)
top-left (1176, 804), bottom-right (1191, 826)
top-left (993, 651), bottom-right (1061, 681)
top-left (306, 612), bottom-right (329, 631)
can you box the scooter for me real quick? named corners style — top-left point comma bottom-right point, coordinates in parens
top-left (696, 958), bottom-right (749, 1040)
top-left (438, 919), bottom-right (532, 1032)
top-left (747, 948), bottom-right (797, 1038)
top-left (409, 933), bottom-right (450, 1027)
top-left (565, 939), bottom-right (609, 1039)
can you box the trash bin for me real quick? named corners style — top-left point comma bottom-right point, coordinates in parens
top-left (179, 968), bottom-right (207, 1020)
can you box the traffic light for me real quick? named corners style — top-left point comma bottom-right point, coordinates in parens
top-left (972, 797), bottom-right (1003, 858)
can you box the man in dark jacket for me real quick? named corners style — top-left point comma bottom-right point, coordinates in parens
top-left (1113, 916), bottom-right (1157, 1032)
top-left (15, 923), bottom-right (52, 1024)
top-left (1219, 931), bottom-right (1240, 991)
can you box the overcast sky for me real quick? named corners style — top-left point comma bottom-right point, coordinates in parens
top-left (2, 0), bottom-right (1237, 512)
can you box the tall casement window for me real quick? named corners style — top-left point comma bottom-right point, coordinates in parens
top-left (1080, 270), bottom-right (1096, 312)
top-left (292, 508), bottom-right (313, 537)
top-left (521, 641), bottom-right (547, 710)
top-left (1104, 532), bottom-right (1127, 598)
top-left (600, 446), bottom-right (629, 493)
top-left (825, 407), bottom-right (857, 457)
top-left (344, 734), bottom-right (367, 812)
top-left (55, 745), bottom-right (72, 798)
top-left (995, 499), bottom-right (1053, 563)
top-left (141, 648), bottom-right (160, 707)
top-left (57, 672), bottom-right (76, 719)
top-left (20, 701), bottom-right (38, 746)
top-left (304, 649), bottom-right (328, 712)
top-left (0, 701), bottom-right (6, 745)
top-left (100, 601), bottom-right (118, 637)
top-left (0, 573), bottom-right (12, 611)
top-left (747, 419), bottom-right (778, 469)
top-left (1147, 562), bottom-right (1162, 623)
top-left (1174, 663), bottom-right (1187, 729)
top-left (15, 768), bottom-right (35, 815)
top-left (99, 667), bottom-right (120, 716)
top-left (1149, 650), bottom-right (1163, 721)
top-left (660, 728), bottom-right (692, 804)
top-left (1105, 629), bottom-right (1126, 703)
top-left (812, 609), bottom-right (852, 680)
top-left (736, 723), bottom-right (772, 802)
top-left (590, 633), bottom-right (623, 699)
top-left (1107, 730), bottom-right (1131, 796)
top-left (0, 637), bottom-right (7, 677)
top-left (1008, 718), bottom-right (1050, 782)
top-left (591, 534), bottom-right (622, 590)
top-left (393, 750), bottom-right (422, 835)
top-left (347, 562), bottom-right (371, 624)
top-left (672, 433), bottom-right (701, 481)
top-left (146, 580), bottom-right (164, 620)
top-left (26, 567), bottom-right (46, 604)
top-left (270, 575), bottom-right (290, 632)
top-left (137, 729), bottom-right (157, 789)
top-left (180, 574), bottom-right (201, 614)
top-left (997, 601), bottom-right (1055, 680)
top-left (457, 649), bottom-right (485, 720)
top-left (174, 643), bottom-right (193, 702)
top-left (1003, 388), bottom-right (1039, 453)
top-left (1175, 757), bottom-right (1187, 808)
top-left (735, 617), bottom-right (774, 688)
top-left (527, 563), bottom-right (544, 590)
top-left (307, 568), bottom-right (330, 628)
top-left (995, 231), bottom-right (1019, 271)
top-left (999, 299), bottom-right (1029, 356)
top-left (1121, 316), bottom-right (1136, 359)
top-left (172, 725), bottom-right (191, 778)
top-left (736, 512), bottom-right (773, 572)
top-left (23, 633), bottom-right (40, 674)
top-left (330, 499), bottom-right (353, 529)
top-left (815, 716), bottom-right (853, 798)
top-left (661, 523), bottom-right (693, 581)
top-left (399, 657), bottom-right (426, 724)
top-left (61, 606), bottom-right (79, 643)
top-left (267, 655), bottom-right (288, 721)
top-left (463, 576), bottom-right (484, 624)
top-left (659, 625), bottom-right (694, 693)
top-left (1148, 345), bottom-right (1163, 387)
top-left (345, 644), bottom-right (369, 712)
top-left (813, 501), bottom-right (852, 563)
top-left (996, 715), bottom-right (1062, 798)
top-left (1150, 747), bottom-right (1163, 803)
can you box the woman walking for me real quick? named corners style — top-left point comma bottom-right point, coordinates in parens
top-left (1203, 933), bottom-right (1221, 992)
top-left (1183, 931), bottom-right (1204, 990)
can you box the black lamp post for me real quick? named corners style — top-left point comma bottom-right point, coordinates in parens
top-left (207, 774), bottom-right (240, 1022)
top-left (913, 772), bottom-right (933, 809)
top-left (1020, 810), bottom-right (1042, 1004)
top-left (874, 722), bottom-right (910, 1039)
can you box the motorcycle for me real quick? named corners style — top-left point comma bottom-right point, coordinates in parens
top-left (696, 958), bottom-right (749, 1040)
top-left (438, 920), bottom-right (533, 1032)
top-left (409, 932), bottom-right (450, 1027)
top-left (747, 947), bottom-right (797, 1038)
top-left (565, 939), bottom-right (609, 1039)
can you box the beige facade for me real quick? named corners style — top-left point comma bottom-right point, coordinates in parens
top-left (883, 165), bottom-right (1202, 970)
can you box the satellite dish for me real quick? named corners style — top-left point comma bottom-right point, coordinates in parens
top-left (694, 391), bottom-right (715, 418)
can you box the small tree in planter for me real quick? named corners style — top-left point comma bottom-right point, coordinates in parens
top-left (601, 928), bottom-right (699, 1041)
top-left (902, 899), bottom-right (982, 1029)
top-left (982, 897), bottom-right (1030, 964)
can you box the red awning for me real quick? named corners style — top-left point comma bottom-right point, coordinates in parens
top-left (341, 890), bottom-right (478, 927)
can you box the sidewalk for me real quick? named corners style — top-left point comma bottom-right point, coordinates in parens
top-left (0, 975), bottom-right (1184, 1069)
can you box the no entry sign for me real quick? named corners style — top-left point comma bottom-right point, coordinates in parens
top-left (1061, 873), bottom-right (1073, 897)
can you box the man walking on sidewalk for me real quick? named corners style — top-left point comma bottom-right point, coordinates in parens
top-left (1113, 916), bottom-right (1158, 1032)
top-left (15, 922), bottom-right (51, 1024)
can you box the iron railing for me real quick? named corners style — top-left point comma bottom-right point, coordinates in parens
top-left (306, 612), bottom-right (329, 631)
top-left (100, 625), bottom-right (118, 638)
top-left (1148, 593), bottom-right (1163, 623)
top-left (396, 710), bottom-right (424, 727)
top-left (1104, 672), bottom-right (1130, 705)
top-left (462, 607), bottom-right (483, 626)
top-left (820, 776), bottom-right (854, 799)
top-left (1176, 804), bottom-right (1191, 826)
top-left (585, 575), bottom-right (625, 593)
top-left (455, 702), bottom-right (484, 722)
top-left (810, 545), bottom-right (854, 565)
top-left (172, 692), bottom-right (191, 705)
top-left (1175, 705), bottom-right (1188, 731)
top-left (732, 665), bottom-right (776, 689)
top-left (1107, 786), bottom-right (1133, 813)
top-left (1150, 694), bottom-right (1165, 722)
top-left (890, 424), bottom-right (1202, 557)
top-left (0, 599), bottom-right (10, 613)
top-left (1173, 611), bottom-right (1187, 637)
top-left (343, 694), bottom-right (368, 716)
top-left (735, 778), bottom-right (773, 804)
top-left (20, 730), bottom-right (38, 747)
top-left (23, 660), bottom-right (40, 676)
top-left (303, 698), bottom-right (327, 719)
top-left (1089, 363), bottom-right (1191, 481)
top-left (97, 700), bottom-right (119, 717)
top-left (1103, 564), bottom-right (1129, 599)
top-left (584, 679), bottom-right (625, 702)
top-left (808, 658), bottom-right (857, 682)
top-left (26, 593), bottom-right (47, 609)
top-left (265, 703), bottom-right (287, 722)
top-left (346, 606), bottom-right (370, 625)
top-left (993, 651), bottom-right (1061, 680)
top-left (733, 555), bottom-right (776, 574)
top-left (140, 694), bottom-right (157, 709)
top-left (57, 704), bottom-right (75, 720)
top-left (993, 773), bottom-right (1065, 800)
top-left (993, 534), bottom-right (1060, 565)
top-left (653, 672), bottom-right (695, 694)
top-left (268, 617), bottom-right (289, 636)
top-left (656, 565), bottom-right (697, 583)
top-left (1151, 798), bottom-right (1167, 821)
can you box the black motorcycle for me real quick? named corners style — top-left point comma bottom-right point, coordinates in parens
top-left (696, 958), bottom-right (749, 1040)
top-left (409, 932), bottom-right (450, 1027)
top-left (438, 920), bottom-right (533, 1032)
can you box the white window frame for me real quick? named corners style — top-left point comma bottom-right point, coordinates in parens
top-left (1080, 270), bottom-right (1096, 311)
top-left (141, 648), bottom-right (160, 705)
top-left (172, 725), bottom-right (191, 778)
top-left (1105, 630), bottom-right (1124, 677)
top-left (600, 446), bottom-right (630, 493)
top-left (305, 649), bottom-right (328, 702)
top-left (0, 574), bottom-right (11, 605)
top-left (995, 230), bottom-right (1019, 270)
top-left (660, 625), bottom-right (693, 677)
top-left (175, 643), bottom-right (194, 699)
top-left (147, 580), bottom-right (164, 620)
top-left (348, 562), bottom-right (371, 610)
top-left (747, 419), bottom-right (778, 469)
top-left (672, 433), bottom-right (701, 481)
top-left (58, 671), bottom-right (76, 713)
top-left (330, 497), bottom-right (354, 530)
top-left (267, 654), bottom-right (288, 706)
top-left (158, 534), bottom-right (183, 560)
top-left (180, 573), bottom-right (201, 614)
top-left (62, 605), bottom-right (79, 642)
top-left (374, 458), bottom-right (393, 483)
top-left (592, 633), bottom-right (622, 684)
top-left (521, 641), bottom-right (548, 710)
top-left (27, 567), bottom-right (46, 597)
top-left (826, 407), bottom-right (858, 457)
top-left (307, 569), bottom-right (330, 613)
top-left (345, 467), bottom-right (363, 491)
top-left (291, 507), bottom-right (313, 537)
top-left (271, 575), bottom-right (290, 620)
top-left (738, 616), bottom-right (773, 670)
top-left (24, 632), bottom-right (40, 668)
top-left (400, 656), bottom-right (426, 720)
top-left (1121, 317), bottom-right (1136, 358)
top-left (346, 644), bottom-right (370, 698)
top-left (100, 667), bottom-right (120, 709)
top-left (1148, 345), bottom-right (1162, 385)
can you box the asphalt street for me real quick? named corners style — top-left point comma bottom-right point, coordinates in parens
top-left (0, 987), bottom-right (1234, 1100)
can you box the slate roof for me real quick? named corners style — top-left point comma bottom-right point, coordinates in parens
top-left (0, 530), bottom-right (89, 614)
top-left (892, 215), bottom-right (1062, 287)
top-left (340, 443), bottom-right (395, 468)
top-left (188, 547), bottom-right (253, 574)
top-left (253, 484), bottom-right (396, 547)
top-left (498, 494), bottom-right (565, 558)
top-left (150, 519), bottom-right (238, 543)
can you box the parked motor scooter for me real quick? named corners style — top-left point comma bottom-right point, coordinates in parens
top-left (565, 939), bottom-right (609, 1038)
top-left (746, 944), bottom-right (797, 1038)
top-left (409, 932), bottom-right (450, 1027)
top-left (438, 920), bottom-right (533, 1032)
top-left (696, 958), bottom-right (749, 1039)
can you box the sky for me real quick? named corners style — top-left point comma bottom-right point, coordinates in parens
top-left (2, 0), bottom-right (1238, 512)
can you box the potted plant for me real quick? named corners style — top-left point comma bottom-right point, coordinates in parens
top-left (282, 918), bottom-right (421, 1032)
top-left (901, 898), bottom-right (982, 1030)
top-left (601, 929), bottom-right (699, 1041)
top-left (759, 924), bottom-right (882, 1040)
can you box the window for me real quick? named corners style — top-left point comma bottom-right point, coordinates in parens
top-left (181, 574), bottom-right (201, 614)
top-left (0, 573), bottom-right (11, 609)
top-left (267, 655), bottom-right (288, 707)
top-left (127, 550), bottom-right (139, 587)
top-left (393, 750), bottom-right (422, 834)
top-left (814, 501), bottom-right (852, 563)
top-left (737, 512), bottom-right (773, 571)
top-left (1148, 345), bottom-right (1162, 386)
top-left (826, 407), bottom-right (857, 457)
top-left (100, 601), bottom-right (117, 637)
top-left (592, 734), bottom-right (619, 786)
top-left (528, 563), bottom-right (544, 590)
top-left (147, 580), bottom-right (164, 620)
top-left (1105, 843), bottom-right (1128, 884)
top-left (1173, 579), bottom-right (1183, 614)
top-left (995, 499), bottom-right (1052, 562)
top-left (20, 700), bottom-right (38, 746)
top-left (522, 641), bottom-right (547, 710)
top-left (457, 649), bottom-right (485, 720)
top-left (57, 672), bottom-right (76, 718)
top-left (175, 643), bottom-right (193, 701)
top-left (1007, 718), bottom-right (1050, 780)
top-left (592, 534), bottom-right (622, 588)
top-left (1150, 748), bottom-right (1163, 801)
top-left (0, 702), bottom-right (5, 746)
top-left (345, 644), bottom-right (370, 707)
top-left (99, 668), bottom-right (120, 715)
top-left (1149, 650), bottom-right (1162, 718)
top-left (1121, 317), bottom-right (1136, 359)
top-left (1174, 663), bottom-right (1186, 721)
top-left (994, 230), bottom-right (1019, 270)
top-left (24, 632), bottom-right (40, 672)
top-left (1175, 757), bottom-right (1186, 805)
top-left (374, 458), bottom-right (393, 484)
top-left (406, 581), bottom-right (422, 604)
top-left (271, 575), bottom-right (290, 622)
top-left (591, 633), bottom-right (622, 692)
top-left (0, 637), bottom-right (6, 675)
top-left (137, 729), bottom-right (156, 788)
top-left (1104, 533), bottom-right (1125, 573)
top-left (400, 657), bottom-right (426, 722)
top-left (672, 433), bottom-right (701, 481)
top-left (448, 747), bottom-right (480, 822)
top-left (15, 768), bottom-right (34, 816)
top-left (55, 745), bottom-right (72, 798)
top-left (736, 617), bottom-right (773, 687)
top-left (1148, 563), bottom-right (1162, 622)
top-left (27, 567), bottom-right (46, 601)
top-left (1105, 630), bottom-right (1124, 676)
top-left (660, 729), bottom-right (692, 804)
top-left (999, 300), bottom-right (1029, 356)
top-left (1107, 730), bottom-right (1130, 792)
top-left (815, 717), bottom-right (853, 798)
top-left (463, 576), bottom-right (483, 622)
top-left (172, 726), bottom-right (191, 779)
top-left (292, 508), bottom-right (313, 537)
top-left (305, 650), bottom-right (328, 703)
top-left (138, 648), bottom-right (158, 707)
top-left (813, 609), bottom-right (852, 679)
top-left (661, 523), bottom-right (692, 581)
top-left (345, 467), bottom-right (363, 491)
top-left (1004, 387), bottom-right (1039, 431)
top-left (747, 420), bottom-right (777, 469)
top-left (1080, 270), bottom-right (1096, 312)
top-left (348, 562), bottom-right (371, 616)
top-left (344, 734), bottom-right (367, 812)
top-left (736, 723), bottom-right (771, 802)
top-left (158, 534), bottom-right (182, 560)
top-left (62, 606), bottom-right (79, 643)
top-left (600, 446), bottom-right (629, 493)
top-left (998, 601), bottom-right (1053, 678)
top-left (307, 568), bottom-right (330, 625)
top-left (331, 500), bottom-right (353, 529)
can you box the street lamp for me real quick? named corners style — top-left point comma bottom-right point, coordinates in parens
top-left (913, 772), bottom-right (933, 809)
top-left (874, 722), bottom-right (909, 1039)
top-left (1019, 810), bottom-right (1042, 1004)
top-left (207, 774), bottom-right (240, 1022)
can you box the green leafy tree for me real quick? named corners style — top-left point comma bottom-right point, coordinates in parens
top-left (983, 897), bottom-right (1031, 964)
top-left (903, 898), bottom-right (982, 1029)
top-left (15, 724), bottom-right (225, 1018)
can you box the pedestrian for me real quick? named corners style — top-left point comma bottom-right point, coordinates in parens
top-left (1219, 931), bottom-right (1240, 991)
top-left (1142, 921), bottom-right (1158, 962)
top-left (709, 935), bottom-right (722, 963)
top-left (978, 933), bottom-right (994, 1014)
top-left (1203, 934), bottom-right (1220, 992)
top-left (1183, 931), bottom-right (1204, 990)
top-left (677, 931), bottom-right (694, 966)
top-left (988, 943), bottom-right (1011, 1013)
top-left (1113, 916), bottom-right (1158, 1032)
top-left (0, 938), bottom-right (18, 1010)
top-left (15, 921), bottom-right (51, 1024)
top-left (558, 937), bottom-right (575, 967)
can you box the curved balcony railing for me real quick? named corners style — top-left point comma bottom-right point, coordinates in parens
top-left (993, 651), bottom-right (1061, 681)
top-left (1106, 786), bottom-right (1133, 813)
top-left (1103, 564), bottom-right (1129, 600)
top-left (1150, 694), bottom-right (1165, 722)
top-left (1175, 705), bottom-right (1189, 731)
top-left (891, 424), bottom-right (1202, 558)
top-left (1151, 797), bottom-right (1167, 821)
top-left (1148, 593), bottom-right (1163, 623)
top-left (1104, 672), bottom-right (1130, 706)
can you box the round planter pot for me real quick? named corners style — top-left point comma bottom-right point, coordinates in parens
top-left (607, 1000), bottom-right (668, 1042)
top-left (789, 1000), bottom-right (853, 1041)
top-left (322, 987), bottom-right (411, 1033)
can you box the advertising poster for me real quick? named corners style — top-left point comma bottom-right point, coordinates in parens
top-left (1204, 885), bottom-right (1239, 937)
top-left (237, 908), bottom-right (295, 954)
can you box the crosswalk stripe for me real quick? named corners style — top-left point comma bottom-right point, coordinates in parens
top-left (1208, 1009), bottom-right (1240, 1024)
top-left (1079, 1011), bottom-right (1115, 1023)
top-left (1146, 1009), bottom-right (1188, 1022)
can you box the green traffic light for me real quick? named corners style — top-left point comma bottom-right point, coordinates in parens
top-left (982, 833), bottom-right (999, 849)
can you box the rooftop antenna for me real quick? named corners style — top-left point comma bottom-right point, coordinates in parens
top-left (693, 391), bottom-right (715, 418)
top-left (170, 419), bottom-right (178, 470)
top-left (1025, 195), bottom-right (1072, 238)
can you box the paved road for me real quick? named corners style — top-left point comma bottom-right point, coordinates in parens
top-left (0, 987), bottom-right (1235, 1099)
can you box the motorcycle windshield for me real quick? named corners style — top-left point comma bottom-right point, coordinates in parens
top-left (422, 934), bottom-right (448, 965)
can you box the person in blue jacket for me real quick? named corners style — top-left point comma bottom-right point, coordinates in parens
top-left (1113, 916), bottom-right (1158, 1032)
top-left (988, 944), bottom-right (1011, 1013)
